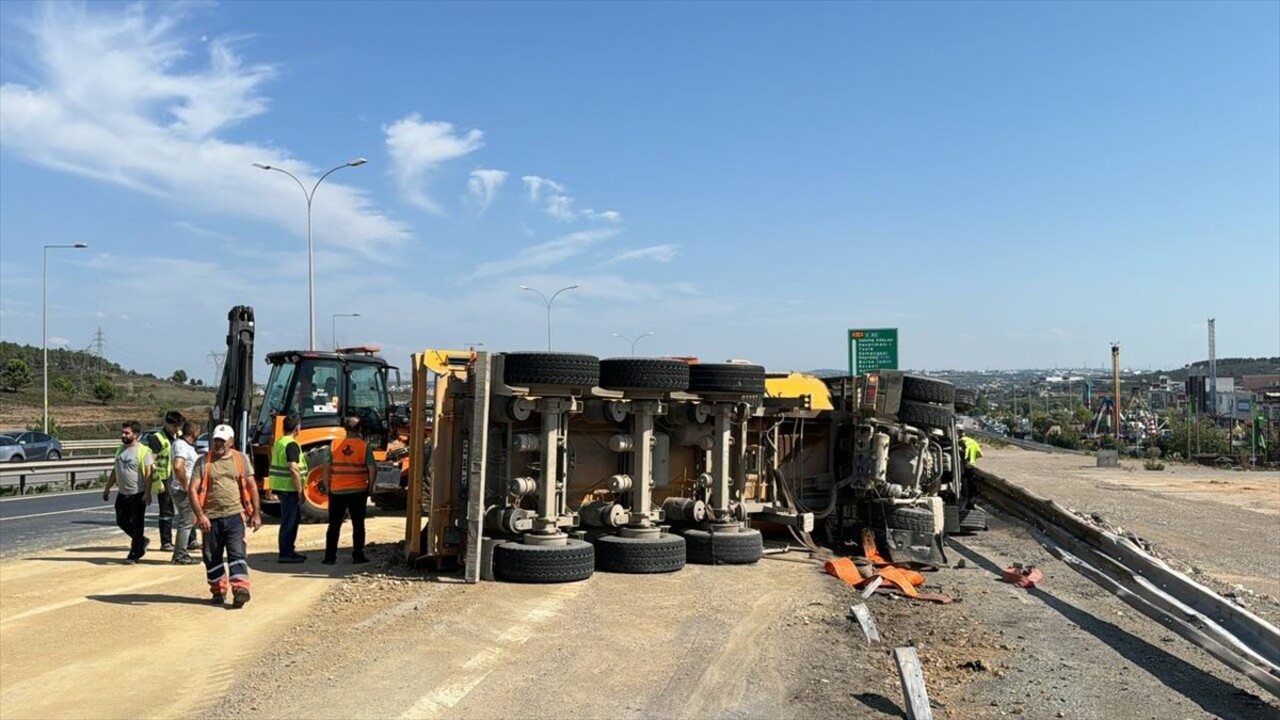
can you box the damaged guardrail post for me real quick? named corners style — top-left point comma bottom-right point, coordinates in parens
top-left (893, 646), bottom-right (933, 720)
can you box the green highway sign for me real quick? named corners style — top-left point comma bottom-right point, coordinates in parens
top-left (847, 328), bottom-right (899, 376)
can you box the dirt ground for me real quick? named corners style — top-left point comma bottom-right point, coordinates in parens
top-left (980, 446), bottom-right (1280, 627)
top-left (3, 449), bottom-right (1278, 720)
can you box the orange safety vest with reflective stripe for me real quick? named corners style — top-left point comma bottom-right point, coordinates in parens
top-left (192, 450), bottom-right (256, 517)
top-left (329, 437), bottom-right (371, 493)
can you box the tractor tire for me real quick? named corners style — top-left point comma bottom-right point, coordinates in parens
top-left (958, 506), bottom-right (989, 532)
top-left (593, 532), bottom-right (686, 573)
top-left (371, 492), bottom-right (408, 512)
top-left (300, 447), bottom-right (331, 523)
top-left (502, 353), bottom-right (600, 388)
top-left (901, 374), bottom-right (955, 405)
top-left (897, 399), bottom-right (954, 429)
top-left (682, 527), bottom-right (763, 565)
top-left (599, 358), bottom-right (690, 392)
top-left (688, 363), bottom-right (766, 395)
top-left (866, 501), bottom-right (936, 533)
top-left (493, 538), bottom-right (595, 583)
top-left (954, 388), bottom-right (977, 413)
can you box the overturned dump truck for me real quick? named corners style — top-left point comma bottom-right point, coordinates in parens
top-left (404, 351), bottom-right (975, 583)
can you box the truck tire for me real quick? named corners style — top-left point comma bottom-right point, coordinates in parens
top-left (959, 506), bottom-right (988, 532)
top-left (494, 539), bottom-right (595, 583)
top-left (688, 363), bottom-right (766, 395)
top-left (502, 353), bottom-right (599, 388)
top-left (897, 399), bottom-right (954, 429)
top-left (682, 527), bottom-right (763, 565)
top-left (866, 501), bottom-right (936, 533)
top-left (594, 532), bottom-right (686, 573)
top-left (954, 388), bottom-right (977, 413)
top-left (599, 358), bottom-right (690, 392)
top-left (901, 374), bottom-right (955, 405)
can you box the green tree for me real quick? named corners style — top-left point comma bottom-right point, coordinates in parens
top-left (52, 377), bottom-right (76, 397)
top-left (171, 369), bottom-right (188, 384)
top-left (91, 376), bottom-right (117, 405)
top-left (1, 359), bottom-right (33, 392)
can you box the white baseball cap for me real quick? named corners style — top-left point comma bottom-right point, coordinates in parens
top-left (211, 424), bottom-right (235, 442)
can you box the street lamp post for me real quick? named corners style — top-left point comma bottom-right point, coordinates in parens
top-left (43, 243), bottom-right (88, 433)
top-left (612, 332), bottom-right (655, 356)
top-left (331, 313), bottom-right (361, 350)
top-left (253, 158), bottom-right (367, 350)
top-left (519, 284), bottom-right (579, 350)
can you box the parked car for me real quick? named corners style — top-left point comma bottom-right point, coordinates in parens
top-left (13, 431), bottom-right (64, 461)
top-left (195, 433), bottom-right (209, 454)
top-left (0, 435), bottom-right (25, 463)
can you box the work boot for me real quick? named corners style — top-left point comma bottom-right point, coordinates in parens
top-left (173, 555), bottom-right (200, 565)
top-left (231, 588), bottom-right (250, 608)
top-left (211, 593), bottom-right (226, 606)
top-left (160, 543), bottom-right (176, 552)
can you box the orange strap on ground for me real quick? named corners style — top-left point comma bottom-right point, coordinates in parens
top-left (820, 529), bottom-right (954, 604)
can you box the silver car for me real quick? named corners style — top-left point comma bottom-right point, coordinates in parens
top-left (13, 431), bottom-right (64, 461)
top-left (0, 435), bottom-right (26, 462)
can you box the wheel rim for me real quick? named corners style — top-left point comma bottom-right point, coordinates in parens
top-left (303, 465), bottom-right (329, 511)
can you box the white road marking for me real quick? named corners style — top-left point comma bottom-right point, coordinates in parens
top-left (0, 508), bottom-right (160, 522)
top-left (398, 583), bottom-right (583, 719)
top-left (0, 490), bottom-right (103, 503)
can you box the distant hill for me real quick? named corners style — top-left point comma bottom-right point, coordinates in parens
top-left (0, 341), bottom-right (124, 379)
top-left (1133, 357), bottom-right (1280, 382)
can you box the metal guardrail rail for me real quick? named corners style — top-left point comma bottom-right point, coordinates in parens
top-left (968, 429), bottom-right (1089, 456)
top-left (60, 439), bottom-right (117, 453)
top-left (971, 466), bottom-right (1280, 699)
top-left (0, 457), bottom-right (113, 494)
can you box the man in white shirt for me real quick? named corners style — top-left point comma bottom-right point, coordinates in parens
top-left (169, 420), bottom-right (202, 565)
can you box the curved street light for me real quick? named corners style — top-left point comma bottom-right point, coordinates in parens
top-left (43, 243), bottom-right (88, 433)
top-left (612, 331), bottom-right (654, 357)
top-left (520, 284), bottom-right (579, 350)
top-left (253, 158), bottom-right (367, 350)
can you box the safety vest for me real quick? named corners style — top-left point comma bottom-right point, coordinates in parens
top-left (267, 436), bottom-right (308, 492)
top-left (329, 437), bottom-right (371, 493)
top-left (192, 450), bottom-right (255, 517)
top-left (150, 431), bottom-right (172, 493)
top-left (961, 437), bottom-right (983, 464)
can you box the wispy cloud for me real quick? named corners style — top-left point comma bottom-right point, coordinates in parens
top-left (582, 209), bottom-right (622, 224)
top-left (522, 175), bottom-right (565, 202)
top-left (466, 168), bottom-right (508, 213)
top-left (0, 3), bottom-right (410, 256)
top-left (603, 244), bottom-right (679, 265)
top-left (384, 114), bottom-right (484, 213)
top-left (470, 227), bottom-right (621, 279)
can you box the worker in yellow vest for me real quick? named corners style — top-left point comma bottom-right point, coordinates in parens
top-left (322, 416), bottom-right (375, 565)
top-left (147, 411), bottom-right (184, 552)
top-left (267, 415), bottom-right (308, 564)
top-left (959, 429), bottom-right (983, 465)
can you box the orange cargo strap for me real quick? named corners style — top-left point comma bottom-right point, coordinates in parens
top-left (193, 451), bottom-right (255, 517)
top-left (823, 529), bottom-right (952, 604)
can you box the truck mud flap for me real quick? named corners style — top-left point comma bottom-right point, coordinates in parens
top-left (879, 527), bottom-right (947, 566)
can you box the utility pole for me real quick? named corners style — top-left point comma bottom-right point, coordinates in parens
top-left (91, 327), bottom-right (107, 374)
top-left (1207, 318), bottom-right (1217, 420)
top-left (1111, 343), bottom-right (1121, 442)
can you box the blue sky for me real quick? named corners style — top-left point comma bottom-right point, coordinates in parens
top-left (1, 0), bottom-right (1277, 381)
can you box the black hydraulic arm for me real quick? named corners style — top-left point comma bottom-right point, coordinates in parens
top-left (211, 306), bottom-right (255, 452)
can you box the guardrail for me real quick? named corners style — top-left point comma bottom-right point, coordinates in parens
top-left (60, 439), bottom-right (117, 455)
top-left (969, 429), bottom-right (1088, 456)
top-left (0, 457), bottom-right (113, 494)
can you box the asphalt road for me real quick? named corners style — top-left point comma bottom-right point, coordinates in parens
top-left (0, 490), bottom-right (163, 560)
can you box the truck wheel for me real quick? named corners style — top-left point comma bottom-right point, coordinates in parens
top-left (901, 374), bottom-right (955, 405)
top-left (866, 501), bottom-right (936, 532)
top-left (494, 539), bottom-right (595, 583)
top-left (897, 399), bottom-right (954, 429)
top-left (682, 527), bottom-right (763, 565)
top-left (599, 358), bottom-right (690, 392)
top-left (594, 532), bottom-right (686, 573)
top-left (502, 353), bottom-right (600, 388)
top-left (954, 388), bottom-right (977, 413)
top-left (958, 506), bottom-right (988, 532)
top-left (688, 363), bottom-right (766, 395)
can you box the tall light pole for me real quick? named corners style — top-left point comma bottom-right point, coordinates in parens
top-left (612, 331), bottom-right (654, 356)
top-left (519, 284), bottom-right (579, 350)
top-left (331, 313), bottom-right (360, 350)
top-left (43, 243), bottom-right (88, 433)
top-left (253, 158), bottom-right (367, 350)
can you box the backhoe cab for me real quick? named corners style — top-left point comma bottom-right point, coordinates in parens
top-left (254, 346), bottom-right (404, 521)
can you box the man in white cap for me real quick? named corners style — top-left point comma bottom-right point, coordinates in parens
top-left (190, 424), bottom-right (261, 608)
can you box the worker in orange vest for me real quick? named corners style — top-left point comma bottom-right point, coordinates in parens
top-left (322, 416), bottom-right (376, 565)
